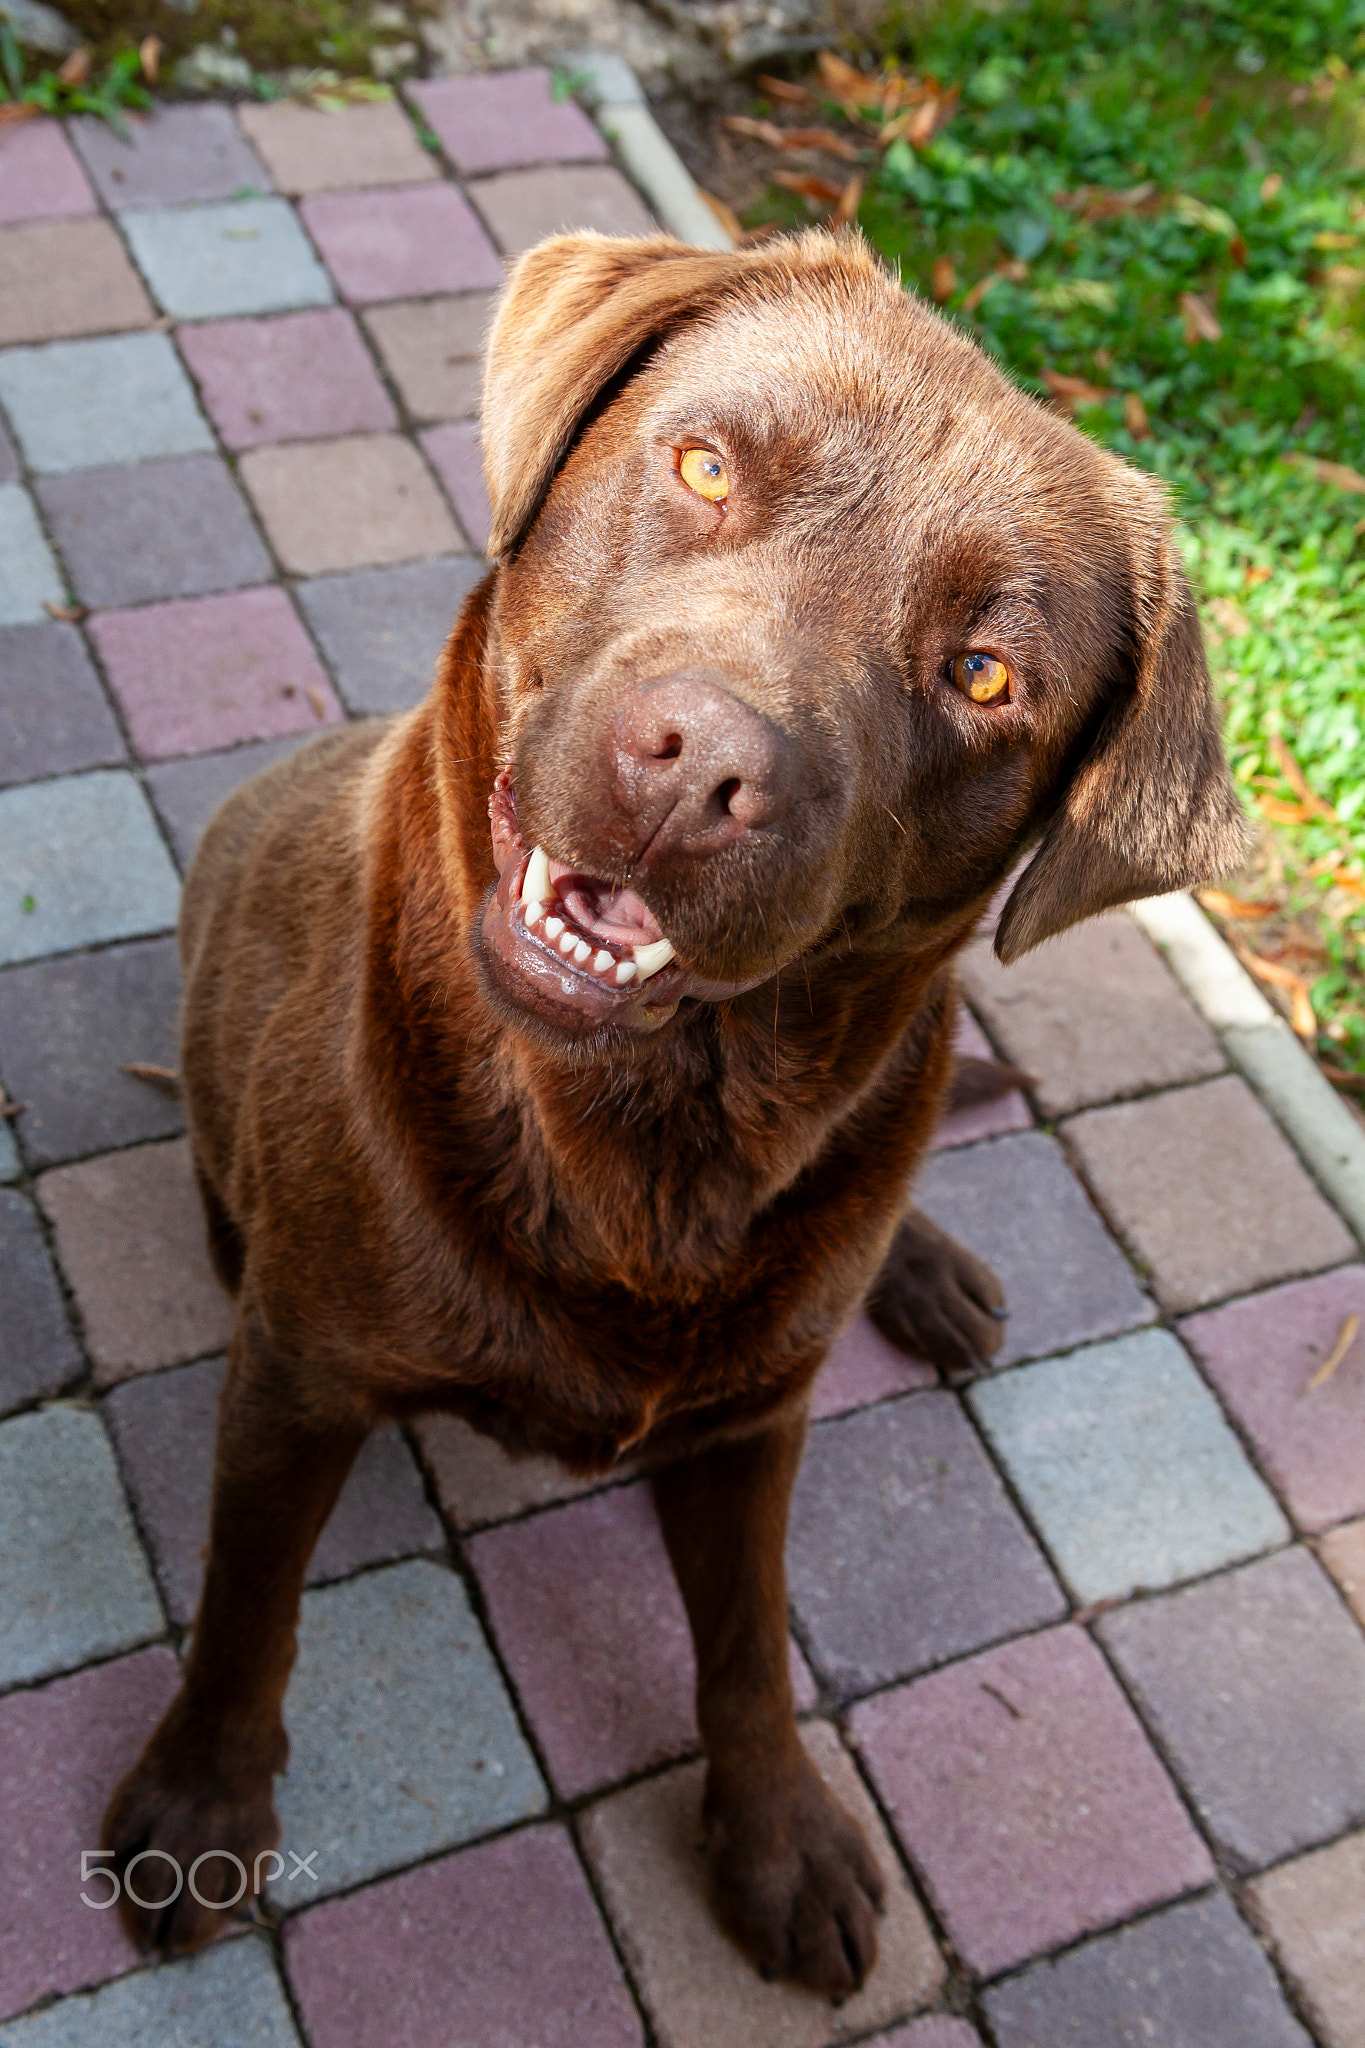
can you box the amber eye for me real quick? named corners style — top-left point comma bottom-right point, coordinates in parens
top-left (951, 652), bottom-right (1013, 707)
top-left (678, 447), bottom-right (729, 502)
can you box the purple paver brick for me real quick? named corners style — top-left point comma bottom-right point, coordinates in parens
top-left (0, 622), bottom-right (124, 785)
top-left (932, 1006), bottom-right (1032, 1150)
top-left (178, 308), bottom-right (396, 451)
top-left (1180, 1266), bottom-right (1365, 1532)
top-left (105, 1355), bottom-right (442, 1624)
top-left (239, 435), bottom-right (460, 576)
top-left (299, 184), bottom-right (502, 304)
top-left (90, 587), bottom-right (342, 761)
top-left (296, 559), bottom-right (482, 715)
top-left (875, 2024), bottom-right (983, 2047)
top-left (408, 69), bottom-right (609, 175)
top-left (0, 1188), bottom-right (80, 1417)
top-left (0, 217), bottom-right (154, 345)
top-left (853, 1626), bottom-right (1212, 1978)
top-left (469, 163), bottom-right (655, 257)
top-left (1099, 1547), bottom-right (1365, 1872)
top-left (70, 103), bottom-right (270, 210)
top-left (420, 419), bottom-right (490, 550)
top-left (809, 1311), bottom-right (935, 1421)
top-left (1064, 1073), bottom-right (1355, 1314)
top-left (0, 1647), bottom-right (181, 2022)
top-left (0, 938), bottom-right (181, 1167)
top-left (984, 1892), bottom-right (1313, 2048)
top-left (286, 1826), bottom-right (641, 2048)
top-left (470, 1478), bottom-right (813, 1796)
top-left (36, 455), bottom-right (271, 609)
top-left (238, 98), bottom-right (438, 195)
top-left (1246, 1831), bottom-right (1365, 2048)
top-left (145, 734), bottom-right (310, 872)
top-left (1320, 1517), bottom-right (1365, 1628)
top-left (38, 1136), bottom-right (235, 1383)
top-left (788, 1391), bottom-right (1065, 1694)
top-left (915, 1129), bottom-right (1154, 1367)
top-left (0, 120), bottom-right (96, 226)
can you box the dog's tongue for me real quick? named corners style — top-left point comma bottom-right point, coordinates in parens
top-left (547, 861), bottom-right (664, 949)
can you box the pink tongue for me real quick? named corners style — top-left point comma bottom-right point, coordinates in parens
top-left (548, 859), bottom-right (664, 948)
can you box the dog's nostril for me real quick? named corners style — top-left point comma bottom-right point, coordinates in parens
top-left (655, 732), bottom-right (684, 761)
top-left (716, 777), bottom-right (741, 814)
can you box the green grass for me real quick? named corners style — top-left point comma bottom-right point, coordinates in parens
top-left (749, 0), bottom-right (1365, 1079)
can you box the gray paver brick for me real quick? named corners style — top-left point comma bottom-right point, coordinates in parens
top-left (121, 199), bottom-right (333, 321)
top-left (0, 1190), bottom-right (81, 1417)
top-left (145, 736), bottom-right (309, 873)
top-left (788, 1391), bottom-right (1066, 1694)
top-left (0, 412), bottom-right (16, 484)
top-left (69, 104), bottom-right (271, 211)
top-left (915, 1129), bottom-right (1154, 1367)
top-left (0, 333), bottom-right (212, 474)
top-left (0, 1938), bottom-right (302, 2048)
top-left (0, 485), bottom-right (63, 624)
top-left (36, 456), bottom-right (271, 609)
top-left (969, 1328), bottom-right (1289, 1602)
top-left (0, 623), bottom-right (125, 787)
top-left (296, 558), bottom-right (483, 714)
top-left (0, 772), bottom-right (180, 968)
top-left (984, 1892), bottom-right (1311, 2048)
top-left (274, 1560), bottom-right (546, 1899)
top-left (1099, 1547), bottom-right (1365, 1871)
top-left (0, 1406), bottom-right (162, 1688)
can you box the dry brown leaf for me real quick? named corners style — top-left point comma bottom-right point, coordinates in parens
top-left (1307, 456), bottom-right (1365, 494)
top-left (57, 46), bottom-right (91, 85)
top-left (1041, 367), bottom-right (1112, 410)
top-left (43, 600), bottom-right (88, 623)
top-left (816, 50), bottom-right (873, 104)
top-left (0, 103), bottom-right (42, 124)
top-left (1196, 888), bottom-right (1276, 920)
top-left (306, 686), bottom-right (328, 721)
top-left (776, 126), bottom-right (862, 160)
top-left (1322, 1061), bottom-right (1365, 1094)
top-left (930, 254), bottom-right (957, 301)
top-left (1123, 391), bottom-right (1149, 439)
top-left (1245, 563), bottom-right (1272, 586)
top-left (1325, 264), bottom-right (1365, 290)
top-left (1271, 734), bottom-right (1337, 819)
top-left (1232, 940), bottom-right (1318, 1038)
top-left (1229, 233), bottom-right (1248, 267)
top-left (1209, 595), bottom-right (1250, 638)
top-left (1261, 171), bottom-right (1283, 202)
top-left (1306, 1313), bottom-right (1360, 1391)
top-left (1256, 793), bottom-right (1315, 823)
top-left (831, 172), bottom-right (863, 226)
top-left (961, 272), bottom-right (998, 314)
top-left (122, 1062), bottom-right (181, 1095)
top-left (1180, 290), bottom-right (1222, 344)
top-left (698, 189), bottom-right (743, 243)
top-left (756, 74), bottom-right (811, 104)
top-left (773, 171), bottom-right (846, 206)
top-left (139, 34), bottom-right (161, 81)
top-left (1057, 181), bottom-right (1157, 221)
top-left (1329, 868), bottom-right (1365, 896)
top-left (0, 1086), bottom-right (21, 1121)
top-left (722, 115), bottom-right (788, 149)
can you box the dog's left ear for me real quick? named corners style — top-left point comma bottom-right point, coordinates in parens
top-left (994, 498), bottom-right (1250, 964)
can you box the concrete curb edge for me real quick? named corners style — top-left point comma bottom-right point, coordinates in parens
top-left (568, 49), bottom-right (737, 249)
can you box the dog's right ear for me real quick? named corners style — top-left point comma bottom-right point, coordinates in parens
top-left (481, 232), bottom-right (751, 559)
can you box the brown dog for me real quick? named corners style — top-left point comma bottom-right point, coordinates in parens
top-left (103, 228), bottom-right (1246, 1993)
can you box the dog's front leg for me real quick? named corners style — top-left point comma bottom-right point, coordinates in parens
top-left (103, 1307), bottom-right (366, 1953)
top-left (652, 1413), bottom-right (884, 1999)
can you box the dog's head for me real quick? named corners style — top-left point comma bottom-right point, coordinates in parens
top-left (473, 229), bottom-right (1246, 1049)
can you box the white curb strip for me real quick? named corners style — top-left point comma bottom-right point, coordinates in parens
top-left (1132, 892), bottom-right (1365, 1245)
top-left (574, 56), bottom-right (1365, 1251)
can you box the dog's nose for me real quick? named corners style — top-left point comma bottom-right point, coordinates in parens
top-left (612, 673), bottom-right (795, 862)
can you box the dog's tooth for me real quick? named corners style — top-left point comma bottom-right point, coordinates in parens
top-left (523, 900), bottom-right (543, 927)
top-left (593, 950), bottom-right (613, 972)
top-left (632, 938), bottom-right (675, 981)
top-left (520, 846), bottom-right (551, 907)
top-left (544, 915), bottom-right (564, 940)
top-left (572, 940), bottom-right (592, 965)
top-left (558, 930), bottom-right (576, 955)
top-left (615, 960), bottom-right (637, 986)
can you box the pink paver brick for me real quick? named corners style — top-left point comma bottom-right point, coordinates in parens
top-left (412, 1411), bottom-right (603, 1528)
top-left (876, 2024), bottom-right (983, 2048)
top-left (420, 419), bottom-right (490, 550)
top-left (90, 587), bottom-right (342, 760)
top-left (408, 69), bottom-right (609, 175)
top-left (237, 99), bottom-right (438, 194)
top-left (240, 435), bottom-right (461, 576)
top-left (299, 183), bottom-right (503, 304)
top-left (810, 1312), bottom-right (935, 1421)
top-left (0, 1647), bottom-right (181, 2021)
top-left (932, 1006), bottom-right (1032, 1150)
top-left (851, 1625), bottom-right (1215, 1979)
top-left (469, 163), bottom-right (655, 257)
top-left (286, 1827), bottom-right (642, 2048)
top-left (1180, 1266), bottom-right (1365, 1533)
top-left (0, 218), bottom-right (152, 346)
top-left (1246, 1831), bottom-right (1365, 2048)
top-left (37, 1138), bottom-right (235, 1382)
top-left (1321, 1518), bottom-right (1365, 1627)
top-left (0, 120), bottom-right (96, 226)
top-left (362, 292), bottom-right (494, 421)
top-left (177, 308), bottom-right (396, 450)
top-left (470, 1479), bottom-right (813, 1796)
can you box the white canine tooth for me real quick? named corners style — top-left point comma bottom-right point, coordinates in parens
top-left (523, 900), bottom-right (543, 926)
top-left (572, 939), bottom-right (592, 964)
top-left (615, 960), bottom-right (637, 986)
top-left (558, 931), bottom-right (576, 955)
top-left (520, 846), bottom-right (551, 907)
top-left (593, 949), bottom-right (613, 972)
top-left (632, 938), bottom-right (675, 981)
top-left (544, 916), bottom-right (564, 940)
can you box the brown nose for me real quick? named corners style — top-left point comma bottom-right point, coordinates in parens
top-left (611, 673), bottom-right (795, 863)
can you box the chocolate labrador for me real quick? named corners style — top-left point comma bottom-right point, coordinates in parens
top-left (104, 228), bottom-right (1246, 1993)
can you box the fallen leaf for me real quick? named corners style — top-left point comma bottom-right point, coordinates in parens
top-left (1196, 888), bottom-right (1276, 919)
top-left (0, 1086), bottom-right (21, 1121)
top-left (1041, 367), bottom-right (1112, 409)
top-left (722, 115), bottom-right (788, 149)
top-left (43, 600), bottom-right (88, 623)
top-left (930, 254), bottom-right (957, 301)
top-left (773, 171), bottom-right (846, 206)
top-left (139, 34), bottom-right (161, 81)
top-left (1245, 563), bottom-right (1272, 586)
top-left (698, 189), bottom-right (743, 242)
top-left (1305, 455), bottom-right (1365, 495)
top-left (816, 50), bottom-right (873, 105)
top-left (0, 103), bottom-right (42, 124)
top-left (756, 73), bottom-right (811, 104)
top-left (1325, 265), bottom-right (1365, 289)
top-left (1071, 1595), bottom-right (1123, 1626)
top-left (1232, 939), bottom-right (1318, 1038)
top-left (961, 259), bottom-right (1029, 313)
top-left (121, 1062), bottom-right (180, 1095)
top-left (1180, 290), bottom-right (1222, 344)
top-left (776, 125), bottom-right (862, 160)
top-left (1322, 1061), bottom-right (1365, 1094)
top-left (1057, 181), bottom-right (1157, 221)
top-left (1314, 230), bottom-right (1358, 250)
top-left (831, 172), bottom-right (863, 226)
top-left (306, 686), bottom-right (328, 720)
top-left (1306, 1312), bottom-right (1360, 1392)
top-left (1271, 734), bottom-right (1337, 819)
top-left (1230, 233), bottom-right (1248, 266)
top-left (1123, 391), bottom-right (1149, 438)
top-left (57, 46), bottom-right (91, 86)
top-left (1209, 596), bottom-right (1250, 638)
top-left (1260, 171), bottom-right (1283, 202)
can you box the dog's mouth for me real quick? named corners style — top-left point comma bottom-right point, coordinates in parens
top-left (481, 773), bottom-right (765, 1038)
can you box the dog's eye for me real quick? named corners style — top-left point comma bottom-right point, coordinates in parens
top-left (951, 652), bottom-right (1013, 707)
top-left (678, 447), bottom-right (729, 503)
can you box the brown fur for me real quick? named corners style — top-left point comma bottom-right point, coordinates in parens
top-left (103, 229), bottom-right (1246, 1992)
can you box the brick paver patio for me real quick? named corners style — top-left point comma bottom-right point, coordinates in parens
top-left (1, 70), bottom-right (1363, 2048)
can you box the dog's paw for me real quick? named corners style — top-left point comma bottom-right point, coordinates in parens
top-left (102, 1754), bottom-right (279, 1954)
top-left (705, 1760), bottom-right (885, 2000)
top-left (869, 1207), bottom-right (1006, 1376)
